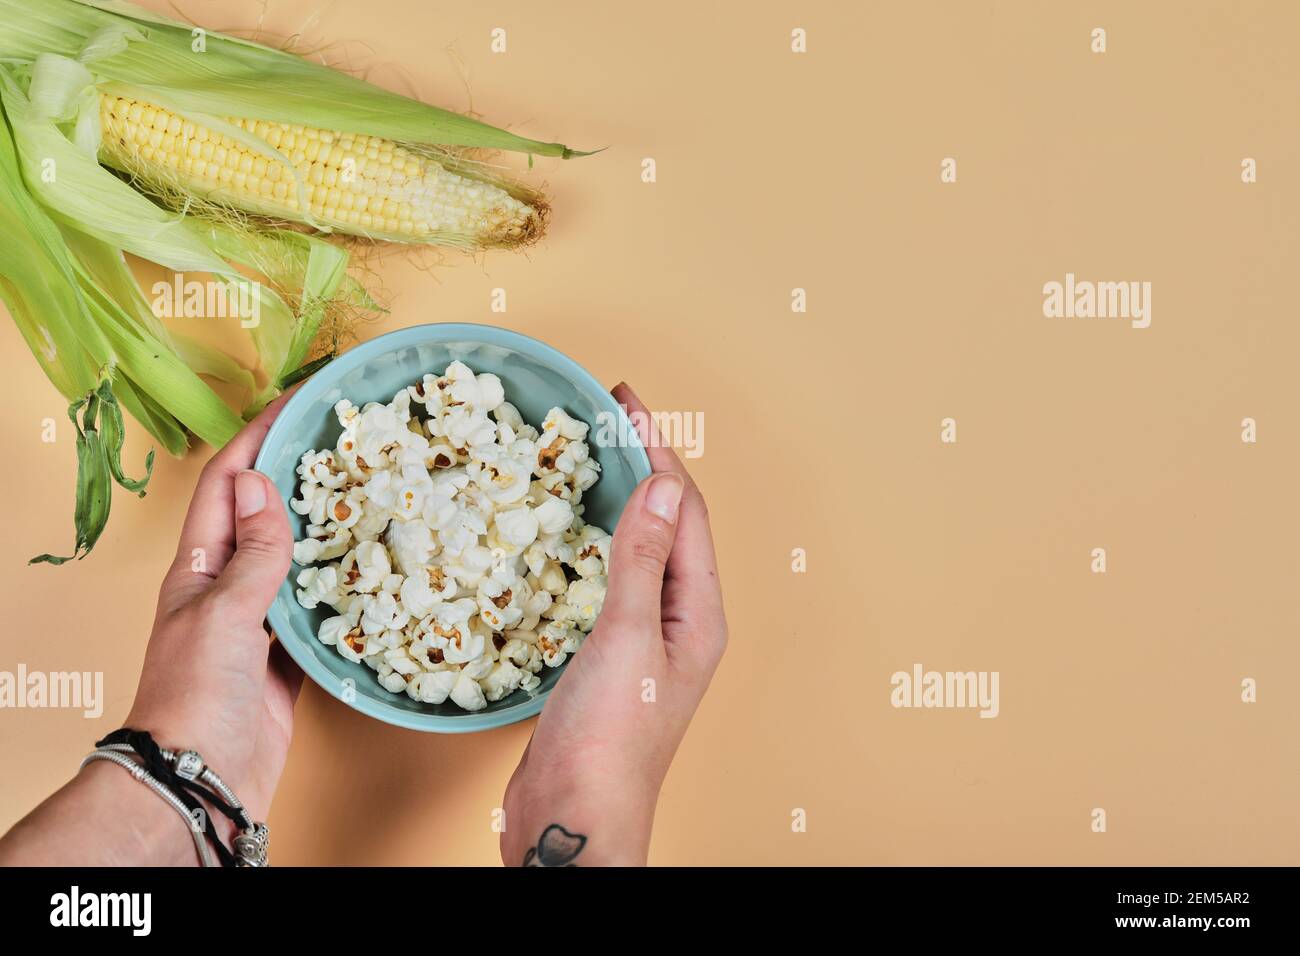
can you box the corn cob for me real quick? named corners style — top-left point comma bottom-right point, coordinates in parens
top-left (98, 94), bottom-right (545, 249)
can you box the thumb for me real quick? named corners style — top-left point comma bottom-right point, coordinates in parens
top-left (210, 470), bottom-right (292, 623)
top-left (602, 472), bottom-right (685, 626)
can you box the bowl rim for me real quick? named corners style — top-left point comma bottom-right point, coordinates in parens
top-left (254, 322), bottom-right (652, 733)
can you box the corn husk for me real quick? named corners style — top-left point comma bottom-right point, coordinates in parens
top-left (0, 0), bottom-right (585, 563)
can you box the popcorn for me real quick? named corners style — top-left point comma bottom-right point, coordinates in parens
top-left (384, 519), bottom-right (436, 577)
top-left (399, 570), bottom-right (440, 619)
top-left (494, 401), bottom-right (525, 431)
top-left (492, 505), bottom-right (540, 550)
top-left (449, 671), bottom-right (487, 711)
top-left (461, 650), bottom-right (496, 681)
top-left (318, 607), bottom-right (360, 648)
top-left (554, 437), bottom-right (590, 476)
top-left (291, 362), bottom-right (611, 712)
top-left (482, 659), bottom-right (525, 701)
top-left (290, 483), bottom-right (329, 523)
top-left (535, 559), bottom-right (569, 596)
top-left (391, 475), bottom-right (432, 521)
top-left (297, 449), bottom-right (347, 490)
top-left (445, 363), bottom-right (505, 413)
top-left (355, 402), bottom-right (406, 462)
top-left (478, 575), bottom-right (524, 631)
top-left (318, 524), bottom-right (354, 559)
top-left (407, 670), bottom-right (457, 704)
top-left (334, 399), bottom-right (360, 428)
top-left (565, 577), bottom-right (607, 631)
top-left (293, 537), bottom-right (326, 565)
top-left (472, 456), bottom-right (532, 505)
top-left (573, 460), bottom-right (601, 492)
top-left (351, 510), bottom-right (389, 543)
top-left (360, 591), bottom-right (409, 635)
top-left (500, 637), bottom-right (534, 668)
top-left (434, 602), bottom-right (486, 665)
top-left (573, 527), bottom-right (612, 578)
top-left (537, 621), bottom-right (582, 667)
top-left (534, 496), bottom-right (575, 535)
top-left (384, 647), bottom-right (422, 677)
top-left (295, 565), bottom-right (341, 610)
top-left (351, 540), bottom-right (391, 593)
top-left (442, 405), bottom-right (497, 451)
top-left (542, 406), bottom-right (590, 442)
top-left (322, 612), bottom-right (369, 663)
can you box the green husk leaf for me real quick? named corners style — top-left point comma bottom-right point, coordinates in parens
top-left (284, 239), bottom-right (349, 375)
top-left (74, 267), bottom-right (243, 448)
top-left (30, 387), bottom-right (113, 564)
top-left (0, 0), bottom-right (585, 158)
top-left (59, 226), bottom-right (257, 395)
top-left (59, 224), bottom-right (171, 344)
top-left (201, 222), bottom-right (345, 374)
top-left (278, 353), bottom-right (334, 390)
top-left (343, 276), bottom-right (384, 313)
top-left (97, 379), bottom-right (153, 494)
top-left (0, 86), bottom-right (109, 398)
top-left (0, 95), bottom-right (146, 564)
top-left (57, 222), bottom-right (248, 446)
top-left (0, 60), bottom-right (258, 278)
top-left (112, 372), bottom-right (188, 456)
top-left (76, 22), bottom-right (145, 64)
top-left (169, 332), bottom-right (256, 392)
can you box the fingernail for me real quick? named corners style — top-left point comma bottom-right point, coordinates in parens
top-left (235, 470), bottom-right (267, 518)
top-left (644, 473), bottom-right (683, 524)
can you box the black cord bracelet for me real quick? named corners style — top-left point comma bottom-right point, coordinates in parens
top-left (94, 728), bottom-right (263, 867)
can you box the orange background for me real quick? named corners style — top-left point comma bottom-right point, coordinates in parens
top-left (2, 0), bottom-right (1299, 864)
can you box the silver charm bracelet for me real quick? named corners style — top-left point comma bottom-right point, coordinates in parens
top-left (81, 737), bottom-right (269, 867)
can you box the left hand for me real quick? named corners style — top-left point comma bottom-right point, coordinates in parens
top-left (126, 392), bottom-right (303, 819)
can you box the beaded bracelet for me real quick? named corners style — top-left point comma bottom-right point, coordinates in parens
top-left (80, 748), bottom-right (217, 867)
top-left (81, 729), bottom-right (269, 867)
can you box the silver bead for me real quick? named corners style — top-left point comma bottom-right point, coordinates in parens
top-left (234, 823), bottom-right (270, 867)
top-left (174, 749), bottom-right (205, 781)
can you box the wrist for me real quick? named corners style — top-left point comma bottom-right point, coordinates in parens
top-left (502, 758), bottom-right (660, 866)
top-left (123, 709), bottom-right (250, 795)
top-left (83, 760), bottom-right (205, 866)
top-left (0, 760), bottom-right (200, 867)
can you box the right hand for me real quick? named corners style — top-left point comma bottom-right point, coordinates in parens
top-left (500, 383), bottom-right (727, 865)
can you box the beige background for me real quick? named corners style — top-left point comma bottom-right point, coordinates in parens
top-left (3, 0), bottom-right (1299, 864)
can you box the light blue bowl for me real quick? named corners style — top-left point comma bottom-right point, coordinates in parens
top-left (255, 323), bottom-right (651, 733)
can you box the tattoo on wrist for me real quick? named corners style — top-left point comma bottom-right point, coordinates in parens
top-left (522, 824), bottom-right (587, 867)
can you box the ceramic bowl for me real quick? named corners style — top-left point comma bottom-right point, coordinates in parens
top-left (255, 323), bottom-right (651, 732)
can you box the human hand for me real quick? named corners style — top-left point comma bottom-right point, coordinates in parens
top-left (0, 396), bottom-right (302, 866)
top-left (500, 383), bottom-right (727, 865)
top-left (125, 392), bottom-right (302, 821)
